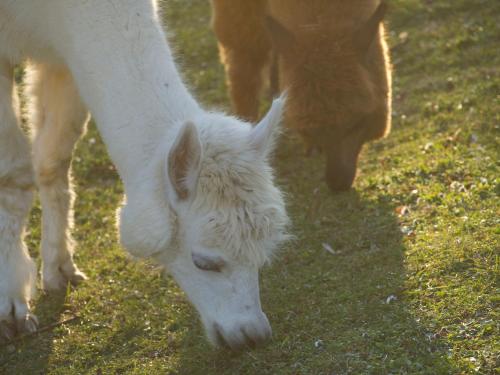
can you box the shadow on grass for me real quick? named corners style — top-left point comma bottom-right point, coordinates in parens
top-left (168, 154), bottom-right (460, 374)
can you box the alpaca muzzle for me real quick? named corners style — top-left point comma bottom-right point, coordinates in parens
top-left (211, 311), bottom-right (272, 351)
top-left (325, 162), bottom-right (357, 191)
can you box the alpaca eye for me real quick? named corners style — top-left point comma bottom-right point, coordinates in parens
top-left (192, 252), bottom-right (225, 272)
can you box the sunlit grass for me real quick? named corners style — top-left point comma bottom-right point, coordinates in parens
top-left (1, 0), bottom-right (498, 373)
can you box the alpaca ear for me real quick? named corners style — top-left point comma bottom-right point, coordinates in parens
top-left (167, 121), bottom-right (202, 200)
top-left (250, 95), bottom-right (285, 157)
top-left (354, 1), bottom-right (387, 55)
top-left (266, 16), bottom-right (297, 57)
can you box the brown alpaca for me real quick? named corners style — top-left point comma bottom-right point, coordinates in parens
top-left (211, 0), bottom-right (392, 191)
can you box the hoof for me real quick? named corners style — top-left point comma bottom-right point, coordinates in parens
top-left (16, 313), bottom-right (39, 334)
top-left (0, 313), bottom-right (38, 342)
top-left (69, 270), bottom-right (88, 285)
top-left (43, 268), bottom-right (88, 292)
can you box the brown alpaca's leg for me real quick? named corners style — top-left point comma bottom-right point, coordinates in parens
top-left (212, 0), bottom-right (271, 122)
top-left (220, 47), bottom-right (270, 122)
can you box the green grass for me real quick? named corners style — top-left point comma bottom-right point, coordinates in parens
top-left (1, 0), bottom-right (499, 373)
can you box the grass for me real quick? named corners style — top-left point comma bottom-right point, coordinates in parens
top-left (1, 0), bottom-right (499, 373)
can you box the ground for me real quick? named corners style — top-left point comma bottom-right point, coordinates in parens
top-left (1, 0), bottom-right (498, 374)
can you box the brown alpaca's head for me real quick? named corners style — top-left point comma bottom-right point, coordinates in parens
top-left (267, 2), bottom-right (390, 191)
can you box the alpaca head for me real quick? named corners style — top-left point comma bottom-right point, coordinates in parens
top-left (119, 98), bottom-right (288, 350)
top-left (267, 2), bottom-right (390, 191)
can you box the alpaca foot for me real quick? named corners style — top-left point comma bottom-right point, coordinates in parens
top-left (0, 301), bottom-right (38, 343)
top-left (42, 261), bottom-right (87, 292)
top-left (17, 313), bottom-right (39, 334)
top-left (0, 248), bottom-right (38, 342)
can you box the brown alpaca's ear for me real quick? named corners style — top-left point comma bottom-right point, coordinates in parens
top-left (167, 121), bottom-right (202, 200)
top-left (266, 16), bottom-right (297, 58)
top-left (354, 1), bottom-right (387, 55)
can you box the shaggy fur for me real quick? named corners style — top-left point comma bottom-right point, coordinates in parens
top-left (212, 0), bottom-right (392, 191)
top-left (0, 0), bottom-right (288, 350)
top-left (190, 109), bottom-right (289, 266)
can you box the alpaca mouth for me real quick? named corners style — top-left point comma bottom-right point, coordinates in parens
top-left (326, 169), bottom-right (356, 191)
top-left (325, 160), bottom-right (357, 192)
top-left (211, 315), bottom-right (272, 351)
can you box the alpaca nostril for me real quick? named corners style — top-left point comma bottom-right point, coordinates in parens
top-left (241, 327), bottom-right (257, 349)
top-left (242, 318), bottom-right (272, 348)
top-left (213, 321), bottom-right (271, 351)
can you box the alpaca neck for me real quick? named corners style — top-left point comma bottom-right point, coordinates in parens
top-left (58, 2), bottom-right (202, 188)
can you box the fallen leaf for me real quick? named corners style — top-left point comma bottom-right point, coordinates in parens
top-left (322, 243), bottom-right (338, 255)
top-left (395, 205), bottom-right (410, 216)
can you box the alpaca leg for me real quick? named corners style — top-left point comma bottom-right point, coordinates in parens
top-left (29, 64), bottom-right (89, 291)
top-left (220, 46), bottom-right (271, 122)
top-left (0, 60), bottom-right (38, 339)
top-left (212, 0), bottom-right (271, 122)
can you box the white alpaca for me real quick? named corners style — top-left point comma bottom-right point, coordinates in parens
top-left (0, 0), bottom-right (288, 349)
